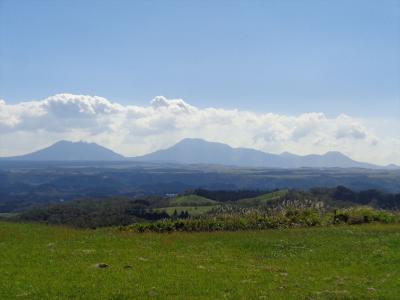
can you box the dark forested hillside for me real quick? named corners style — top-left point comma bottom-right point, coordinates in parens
top-left (18, 197), bottom-right (169, 228)
top-left (1, 161), bottom-right (400, 213)
top-left (14, 185), bottom-right (400, 228)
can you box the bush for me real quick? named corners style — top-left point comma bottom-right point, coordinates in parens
top-left (121, 207), bottom-right (400, 233)
top-left (334, 207), bottom-right (399, 225)
top-left (122, 208), bottom-right (322, 233)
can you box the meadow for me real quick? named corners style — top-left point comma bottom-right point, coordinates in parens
top-left (154, 194), bottom-right (219, 216)
top-left (1, 221), bottom-right (399, 299)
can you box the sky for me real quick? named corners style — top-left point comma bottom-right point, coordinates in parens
top-left (0, 0), bottom-right (399, 164)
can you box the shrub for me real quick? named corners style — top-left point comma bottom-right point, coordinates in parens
top-left (120, 207), bottom-right (400, 233)
top-left (122, 208), bottom-right (322, 233)
top-left (334, 207), bottom-right (399, 225)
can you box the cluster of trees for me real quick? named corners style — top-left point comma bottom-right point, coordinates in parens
top-left (310, 186), bottom-right (400, 210)
top-left (171, 210), bottom-right (190, 219)
top-left (19, 197), bottom-right (169, 228)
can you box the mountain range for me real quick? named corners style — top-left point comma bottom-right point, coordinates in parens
top-left (132, 138), bottom-right (379, 168)
top-left (0, 138), bottom-right (397, 169)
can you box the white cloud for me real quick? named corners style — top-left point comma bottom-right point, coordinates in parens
top-left (0, 93), bottom-right (399, 165)
top-left (335, 114), bottom-right (368, 140)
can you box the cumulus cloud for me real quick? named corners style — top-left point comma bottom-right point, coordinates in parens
top-left (335, 114), bottom-right (368, 140)
top-left (0, 93), bottom-right (398, 165)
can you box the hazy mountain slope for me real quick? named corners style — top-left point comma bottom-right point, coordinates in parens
top-left (0, 138), bottom-right (386, 168)
top-left (1, 141), bottom-right (125, 161)
top-left (132, 138), bottom-right (290, 167)
top-left (132, 138), bottom-right (380, 168)
top-left (281, 151), bottom-right (377, 168)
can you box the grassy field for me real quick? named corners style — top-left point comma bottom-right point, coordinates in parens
top-left (168, 195), bottom-right (218, 207)
top-left (237, 190), bottom-right (289, 207)
top-left (1, 222), bottom-right (399, 299)
top-left (155, 194), bottom-right (219, 217)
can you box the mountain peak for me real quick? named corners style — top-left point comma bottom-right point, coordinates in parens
top-left (280, 151), bottom-right (298, 158)
top-left (321, 151), bottom-right (351, 160)
top-left (133, 139), bottom-right (380, 168)
top-left (54, 140), bottom-right (95, 145)
top-left (324, 151), bottom-right (346, 156)
top-left (172, 138), bottom-right (233, 150)
top-left (2, 140), bottom-right (125, 161)
top-left (1, 138), bottom-right (384, 168)
top-left (176, 138), bottom-right (207, 144)
top-left (177, 138), bottom-right (229, 145)
top-left (54, 140), bottom-right (84, 145)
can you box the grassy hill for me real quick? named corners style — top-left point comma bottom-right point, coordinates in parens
top-left (157, 195), bottom-right (219, 216)
top-left (156, 205), bottom-right (216, 216)
top-left (168, 194), bottom-right (218, 207)
top-left (1, 221), bottom-right (399, 299)
top-left (237, 189), bottom-right (289, 207)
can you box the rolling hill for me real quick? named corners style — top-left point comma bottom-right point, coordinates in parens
top-left (237, 190), bottom-right (289, 207)
top-left (168, 194), bottom-right (218, 207)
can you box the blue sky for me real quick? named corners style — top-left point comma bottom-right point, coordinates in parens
top-left (0, 0), bottom-right (399, 163)
top-left (1, 0), bottom-right (399, 118)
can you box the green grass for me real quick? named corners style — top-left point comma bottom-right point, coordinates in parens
top-left (237, 189), bottom-right (289, 206)
top-left (155, 205), bottom-right (217, 216)
top-left (1, 221), bottom-right (400, 299)
top-left (157, 194), bottom-right (219, 216)
top-left (168, 195), bottom-right (217, 207)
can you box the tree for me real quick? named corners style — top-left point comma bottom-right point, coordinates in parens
top-left (172, 209), bottom-right (178, 220)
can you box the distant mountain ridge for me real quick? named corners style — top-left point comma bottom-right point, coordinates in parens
top-left (0, 140), bottom-right (125, 161)
top-left (1, 138), bottom-right (397, 169)
top-left (132, 138), bottom-right (381, 169)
